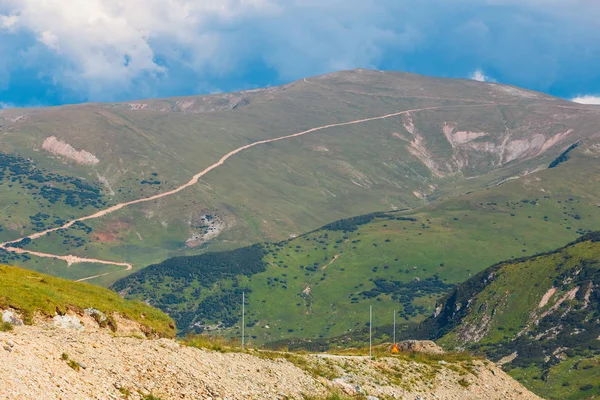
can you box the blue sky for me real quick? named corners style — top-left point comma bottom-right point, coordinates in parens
top-left (1, 0), bottom-right (600, 107)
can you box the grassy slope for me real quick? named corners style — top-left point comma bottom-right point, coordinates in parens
top-left (0, 264), bottom-right (175, 337)
top-left (113, 150), bottom-right (600, 345)
top-left (422, 234), bottom-right (600, 400)
top-left (2, 70), bottom-right (599, 282)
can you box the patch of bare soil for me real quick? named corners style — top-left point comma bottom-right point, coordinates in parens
top-left (92, 220), bottom-right (131, 243)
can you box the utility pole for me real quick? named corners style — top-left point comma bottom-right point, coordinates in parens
top-left (393, 310), bottom-right (396, 344)
top-left (242, 291), bottom-right (245, 350)
top-left (369, 305), bottom-right (372, 359)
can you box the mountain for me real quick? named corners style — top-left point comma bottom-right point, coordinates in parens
top-left (1, 69), bottom-right (599, 286)
top-left (418, 232), bottom-right (600, 400)
top-left (113, 149), bottom-right (600, 342)
top-left (0, 263), bottom-right (539, 399)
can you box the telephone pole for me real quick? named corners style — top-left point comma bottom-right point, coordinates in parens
top-left (393, 310), bottom-right (396, 344)
top-left (369, 305), bottom-right (372, 359)
top-left (242, 291), bottom-right (245, 350)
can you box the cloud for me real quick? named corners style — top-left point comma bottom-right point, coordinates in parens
top-left (469, 69), bottom-right (489, 82)
top-left (0, 0), bottom-right (282, 100)
top-left (0, 1), bottom-right (599, 105)
top-left (570, 95), bottom-right (600, 105)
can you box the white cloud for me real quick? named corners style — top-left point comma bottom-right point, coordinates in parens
top-left (0, 102), bottom-right (14, 109)
top-left (0, 0), bottom-right (599, 104)
top-left (0, 15), bottom-right (19, 30)
top-left (0, 0), bottom-right (280, 98)
top-left (0, 0), bottom-right (425, 101)
top-left (570, 95), bottom-right (600, 105)
top-left (469, 69), bottom-right (489, 82)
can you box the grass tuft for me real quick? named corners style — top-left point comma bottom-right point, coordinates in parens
top-left (0, 321), bottom-right (13, 332)
top-left (142, 394), bottom-right (163, 400)
top-left (183, 334), bottom-right (242, 353)
top-left (458, 378), bottom-right (471, 388)
top-left (303, 391), bottom-right (361, 400)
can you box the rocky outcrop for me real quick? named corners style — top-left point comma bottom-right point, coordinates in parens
top-left (1, 310), bottom-right (23, 326)
top-left (395, 340), bottom-right (445, 354)
top-left (52, 315), bottom-right (84, 332)
top-left (41, 136), bottom-right (99, 166)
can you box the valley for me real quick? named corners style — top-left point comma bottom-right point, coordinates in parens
top-left (113, 153), bottom-right (600, 342)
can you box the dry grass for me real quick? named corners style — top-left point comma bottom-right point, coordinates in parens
top-left (325, 344), bottom-right (477, 364)
top-left (183, 334), bottom-right (242, 353)
top-left (303, 391), bottom-right (363, 400)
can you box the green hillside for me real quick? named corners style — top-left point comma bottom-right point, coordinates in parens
top-left (1, 70), bottom-right (599, 284)
top-left (0, 264), bottom-right (175, 338)
top-left (112, 148), bottom-right (600, 343)
top-left (418, 233), bottom-right (600, 400)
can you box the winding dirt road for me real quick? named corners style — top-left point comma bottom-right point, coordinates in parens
top-left (6, 247), bottom-right (133, 270)
top-left (0, 103), bottom-right (504, 276)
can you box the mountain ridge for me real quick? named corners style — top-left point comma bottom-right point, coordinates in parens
top-left (0, 68), bottom-right (581, 113)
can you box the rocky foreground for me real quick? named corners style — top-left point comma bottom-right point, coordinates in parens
top-left (0, 312), bottom-right (539, 400)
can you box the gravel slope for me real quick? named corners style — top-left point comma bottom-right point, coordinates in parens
top-left (0, 321), bottom-right (540, 399)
